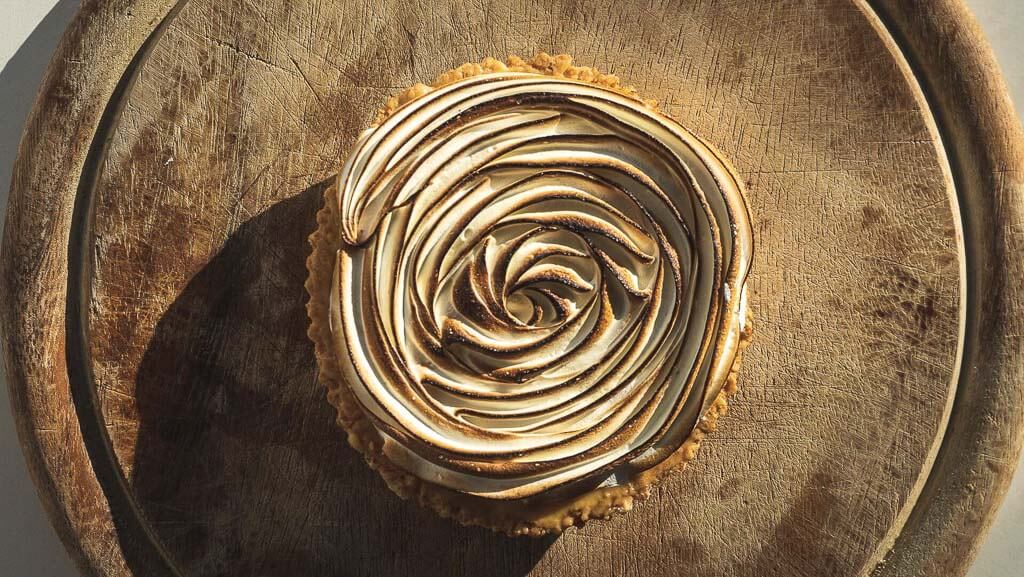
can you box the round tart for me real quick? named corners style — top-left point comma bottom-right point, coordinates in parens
top-left (306, 53), bottom-right (753, 535)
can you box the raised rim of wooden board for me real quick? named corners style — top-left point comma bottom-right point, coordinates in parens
top-left (1, 1), bottom-right (1022, 576)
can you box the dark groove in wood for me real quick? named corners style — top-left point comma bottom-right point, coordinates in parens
top-left (65, 1), bottom-right (191, 575)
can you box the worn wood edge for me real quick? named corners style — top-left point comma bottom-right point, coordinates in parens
top-left (1, 1), bottom-right (1021, 576)
top-left (850, 2), bottom-right (967, 572)
top-left (0, 1), bottom-right (179, 576)
top-left (866, 1), bottom-right (1024, 576)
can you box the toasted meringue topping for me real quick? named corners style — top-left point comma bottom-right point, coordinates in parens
top-left (329, 72), bottom-right (752, 500)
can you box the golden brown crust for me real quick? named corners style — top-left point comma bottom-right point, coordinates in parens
top-left (305, 54), bottom-right (752, 535)
top-left (373, 53), bottom-right (657, 125)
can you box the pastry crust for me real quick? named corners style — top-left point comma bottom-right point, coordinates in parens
top-left (305, 53), bottom-right (752, 535)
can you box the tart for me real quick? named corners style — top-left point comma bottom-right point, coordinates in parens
top-left (306, 53), bottom-right (753, 535)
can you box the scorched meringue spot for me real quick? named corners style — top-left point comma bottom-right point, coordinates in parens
top-left (306, 54), bottom-right (753, 535)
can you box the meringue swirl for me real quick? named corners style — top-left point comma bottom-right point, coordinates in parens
top-left (330, 72), bottom-right (752, 500)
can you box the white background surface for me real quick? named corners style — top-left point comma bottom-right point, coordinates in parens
top-left (1, 0), bottom-right (1021, 575)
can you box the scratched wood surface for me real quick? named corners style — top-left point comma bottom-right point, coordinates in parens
top-left (2, 1), bottom-right (1022, 576)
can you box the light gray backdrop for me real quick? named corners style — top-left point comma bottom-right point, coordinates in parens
top-left (1, 0), bottom-right (1020, 575)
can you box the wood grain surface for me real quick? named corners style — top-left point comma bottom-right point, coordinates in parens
top-left (2, 1), bottom-right (1022, 576)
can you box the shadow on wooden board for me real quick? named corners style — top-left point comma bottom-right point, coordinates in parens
top-left (129, 183), bottom-right (556, 576)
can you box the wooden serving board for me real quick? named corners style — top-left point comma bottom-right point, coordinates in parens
top-left (3, 1), bottom-right (1023, 576)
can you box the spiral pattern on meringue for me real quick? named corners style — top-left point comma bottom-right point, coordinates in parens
top-left (330, 72), bottom-right (752, 500)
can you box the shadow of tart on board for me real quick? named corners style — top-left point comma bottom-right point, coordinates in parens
top-left (128, 182), bottom-right (555, 576)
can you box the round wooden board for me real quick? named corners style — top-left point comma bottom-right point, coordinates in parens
top-left (3, 0), bottom-right (1023, 576)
